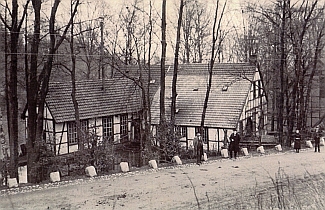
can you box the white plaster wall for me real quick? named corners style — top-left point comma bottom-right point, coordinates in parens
top-left (188, 127), bottom-right (195, 140)
top-left (57, 143), bottom-right (68, 155)
top-left (69, 144), bottom-right (79, 153)
top-left (114, 115), bottom-right (120, 143)
top-left (208, 129), bottom-right (217, 141)
top-left (55, 123), bottom-right (68, 155)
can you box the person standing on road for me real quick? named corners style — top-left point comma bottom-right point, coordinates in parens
top-left (193, 133), bottom-right (199, 158)
top-left (293, 129), bottom-right (301, 153)
top-left (229, 129), bottom-right (241, 159)
top-left (194, 133), bottom-right (203, 165)
top-left (314, 129), bottom-right (321, 153)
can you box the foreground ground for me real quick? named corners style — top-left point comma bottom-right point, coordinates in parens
top-left (1, 147), bottom-right (325, 210)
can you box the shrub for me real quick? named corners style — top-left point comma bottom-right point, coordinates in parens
top-left (0, 158), bottom-right (9, 187)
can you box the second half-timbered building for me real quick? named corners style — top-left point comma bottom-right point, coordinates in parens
top-left (150, 63), bottom-right (268, 152)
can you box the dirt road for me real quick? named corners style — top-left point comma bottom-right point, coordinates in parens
top-left (1, 148), bottom-right (325, 210)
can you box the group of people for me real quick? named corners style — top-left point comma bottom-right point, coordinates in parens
top-left (193, 129), bottom-right (241, 164)
top-left (193, 127), bottom-right (322, 164)
top-left (228, 130), bottom-right (241, 159)
top-left (293, 129), bottom-right (321, 153)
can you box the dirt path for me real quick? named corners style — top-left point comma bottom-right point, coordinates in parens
top-left (1, 148), bottom-right (325, 210)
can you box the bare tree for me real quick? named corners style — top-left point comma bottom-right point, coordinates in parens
top-left (69, 0), bottom-right (83, 151)
top-left (170, 0), bottom-right (184, 154)
top-left (26, 0), bottom-right (79, 183)
top-left (246, 0), bottom-right (325, 145)
top-left (75, 19), bottom-right (101, 80)
top-left (160, 0), bottom-right (167, 129)
top-left (0, 0), bottom-right (30, 181)
top-left (98, 1), bottom-right (160, 162)
top-left (288, 0), bottom-right (318, 131)
top-left (304, 11), bottom-right (325, 128)
top-left (200, 0), bottom-right (227, 134)
top-left (181, 0), bottom-right (211, 63)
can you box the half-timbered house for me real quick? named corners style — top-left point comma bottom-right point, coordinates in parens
top-left (23, 64), bottom-right (165, 158)
top-left (26, 79), bottom-right (142, 155)
top-left (150, 63), bottom-right (267, 152)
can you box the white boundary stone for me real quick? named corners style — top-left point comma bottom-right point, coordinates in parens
top-left (221, 149), bottom-right (228, 158)
top-left (172, 156), bottom-right (182, 165)
top-left (85, 166), bottom-right (97, 177)
top-left (275, 145), bottom-right (282, 151)
top-left (18, 165), bottom-right (27, 184)
top-left (148, 160), bottom-right (158, 169)
top-left (120, 162), bottom-right (130, 172)
top-left (8, 178), bottom-right (18, 188)
top-left (50, 171), bottom-right (61, 182)
top-left (306, 140), bottom-right (313, 148)
top-left (257, 146), bottom-right (265, 154)
top-left (242, 148), bottom-right (249, 156)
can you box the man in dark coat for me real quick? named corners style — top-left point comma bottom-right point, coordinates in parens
top-left (193, 133), bottom-right (198, 158)
top-left (229, 129), bottom-right (241, 159)
top-left (293, 129), bottom-right (301, 153)
top-left (194, 133), bottom-right (203, 165)
top-left (314, 129), bottom-right (321, 153)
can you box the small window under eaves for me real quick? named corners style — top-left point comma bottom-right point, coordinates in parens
top-left (193, 88), bottom-right (198, 91)
top-left (222, 86), bottom-right (228, 91)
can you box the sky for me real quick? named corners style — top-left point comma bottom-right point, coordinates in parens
top-left (6, 0), bottom-right (323, 60)
top-left (94, 0), bottom-right (253, 59)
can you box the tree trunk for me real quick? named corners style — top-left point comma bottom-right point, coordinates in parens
top-left (277, 0), bottom-right (286, 145)
top-left (70, 0), bottom-right (83, 151)
top-left (7, 0), bottom-right (20, 181)
top-left (168, 0), bottom-right (184, 156)
top-left (160, 0), bottom-right (167, 127)
top-left (26, 0), bottom-right (79, 183)
top-left (305, 21), bottom-right (325, 128)
top-left (147, 0), bottom-right (153, 138)
top-left (170, 0), bottom-right (184, 143)
top-left (200, 1), bottom-right (226, 134)
top-left (27, 0), bottom-right (42, 183)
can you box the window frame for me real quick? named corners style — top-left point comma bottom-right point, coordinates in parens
top-left (67, 120), bottom-right (88, 145)
top-left (175, 126), bottom-right (187, 138)
top-left (102, 116), bottom-right (114, 141)
top-left (120, 114), bottom-right (128, 141)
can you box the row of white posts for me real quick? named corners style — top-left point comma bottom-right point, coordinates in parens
top-left (4, 155), bottom-right (187, 188)
top-left (12, 139), bottom-right (321, 189)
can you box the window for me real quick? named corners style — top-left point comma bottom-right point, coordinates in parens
top-left (81, 120), bottom-right (88, 135)
top-left (68, 122), bottom-right (77, 145)
top-left (181, 126), bottom-right (187, 138)
top-left (175, 126), bottom-right (187, 138)
top-left (103, 116), bottom-right (113, 141)
top-left (120, 114), bottom-right (128, 141)
top-left (67, 120), bottom-right (88, 145)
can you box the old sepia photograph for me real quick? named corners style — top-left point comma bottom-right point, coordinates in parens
top-left (1, 0), bottom-right (325, 209)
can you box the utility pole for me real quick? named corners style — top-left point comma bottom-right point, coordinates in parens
top-left (99, 17), bottom-right (104, 90)
top-left (278, 0), bottom-right (286, 145)
top-left (125, 7), bottom-right (132, 65)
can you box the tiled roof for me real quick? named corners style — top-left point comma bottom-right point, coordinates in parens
top-left (151, 63), bottom-right (257, 129)
top-left (114, 64), bottom-right (170, 102)
top-left (46, 79), bottom-right (142, 123)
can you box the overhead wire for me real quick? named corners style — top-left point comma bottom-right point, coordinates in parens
top-left (0, 52), bottom-right (324, 61)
